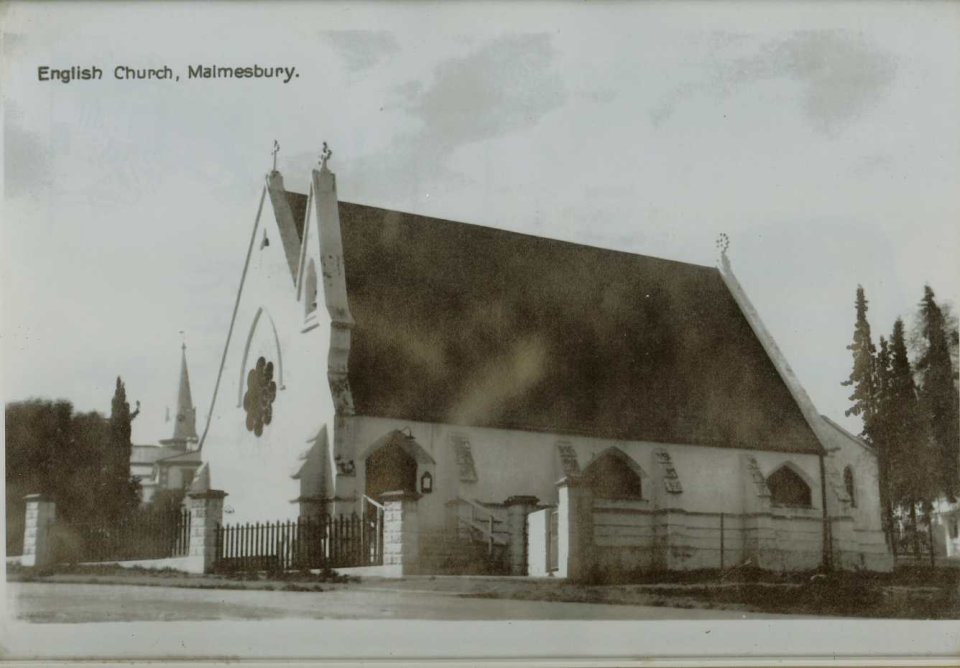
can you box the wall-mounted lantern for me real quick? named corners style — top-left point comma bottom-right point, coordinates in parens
top-left (420, 470), bottom-right (433, 494)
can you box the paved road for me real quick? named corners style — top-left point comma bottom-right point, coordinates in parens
top-left (8, 583), bottom-right (935, 662)
top-left (7, 581), bottom-right (800, 622)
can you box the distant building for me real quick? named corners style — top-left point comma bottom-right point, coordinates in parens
top-left (131, 344), bottom-right (202, 504)
top-left (932, 499), bottom-right (960, 559)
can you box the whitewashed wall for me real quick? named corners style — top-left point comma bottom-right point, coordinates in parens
top-left (342, 415), bottom-right (826, 529)
top-left (200, 172), bottom-right (336, 523)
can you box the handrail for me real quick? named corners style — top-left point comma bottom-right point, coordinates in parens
top-left (455, 497), bottom-right (505, 523)
top-left (449, 496), bottom-right (511, 558)
top-left (462, 518), bottom-right (509, 545)
top-left (361, 494), bottom-right (385, 512)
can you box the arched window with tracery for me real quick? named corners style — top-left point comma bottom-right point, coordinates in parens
top-left (843, 466), bottom-right (856, 507)
top-left (767, 465), bottom-right (812, 508)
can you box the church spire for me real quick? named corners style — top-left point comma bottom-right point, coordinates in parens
top-left (161, 342), bottom-right (199, 449)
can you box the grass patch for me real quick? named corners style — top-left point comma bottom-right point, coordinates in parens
top-left (456, 565), bottom-right (960, 618)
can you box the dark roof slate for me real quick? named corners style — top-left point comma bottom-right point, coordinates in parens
top-left (330, 200), bottom-right (822, 454)
top-left (286, 191), bottom-right (307, 242)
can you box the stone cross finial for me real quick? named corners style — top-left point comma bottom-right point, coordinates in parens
top-left (716, 232), bottom-right (730, 255)
top-left (271, 140), bottom-right (280, 172)
top-left (320, 142), bottom-right (333, 169)
top-left (715, 233), bottom-right (731, 269)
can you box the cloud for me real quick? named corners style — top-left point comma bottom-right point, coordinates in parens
top-left (396, 33), bottom-right (565, 148)
top-left (651, 30), bottom-right (897, 135)
top-left (338, 34), bottom-right (566, 202)
top-left (3, 103), bottom-right (52, 199)
top-left (321, 31), bottom-right (400, 73)
top-left (727, 30), bottom-right (897, 135)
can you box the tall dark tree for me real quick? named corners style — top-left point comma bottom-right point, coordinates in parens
top-left (103, 377), bottom-right (141, 522)
top-left (916, 286), bottom-right (960, 501)
top-left (843, 286), bottom-right (878, 432)
top-left (872, 335), bottom-right (895, 544)
top-left (883, 319), bottom-right (934, 554)
top-left (5, 400), bottom-right (109, 553)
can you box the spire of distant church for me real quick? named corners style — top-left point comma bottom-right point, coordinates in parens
top-left (161, 340), bottom-right (199, 448)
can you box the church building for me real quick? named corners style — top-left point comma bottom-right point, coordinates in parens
top-left (195, 148), bottom-right (893, 574)
top-left (131, 344), bottom-right (203, 503)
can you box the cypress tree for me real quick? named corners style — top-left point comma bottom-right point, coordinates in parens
top-left (843, 286), bottom-right (878, 432)
top-left (885, 318), bottom-right (933, 555)
top-left (916, 286), bottom-right (960, 501)
top-left (872, 335), bottom-right (895, 547)
top-left (105, 377), bottom-right (141, 522)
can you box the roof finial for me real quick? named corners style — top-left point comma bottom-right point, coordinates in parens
top-left (715, 233), bottom-right (731, 270)
top-left (271, 140), bottom-right (280, 173)
top-left (319, 141), bottom-right (333, 169)
top-left (179, 329), bottom-right (186, 352)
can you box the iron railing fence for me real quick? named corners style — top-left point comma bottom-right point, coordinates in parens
top-left (54, 508), bottom-right (191, 563)
top-left (214, 513), bottom-right (383, 573)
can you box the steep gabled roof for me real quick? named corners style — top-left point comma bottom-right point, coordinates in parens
top-left (820, 415), bottom-right (876, 454)
top-left (334, 201), bottom-right (823, 454)
top-left (286, 191), bottom-right (307, 242)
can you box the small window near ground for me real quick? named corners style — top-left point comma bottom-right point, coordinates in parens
top-left (767, 465), bottom-right (812, 508)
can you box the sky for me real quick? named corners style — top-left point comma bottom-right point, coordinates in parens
top-left (2, 1), bottom-right (959, 446)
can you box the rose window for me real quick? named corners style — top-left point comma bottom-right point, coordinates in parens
top-left (243, 356), bottom-right (277, 436)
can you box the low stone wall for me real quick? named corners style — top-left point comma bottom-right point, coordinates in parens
top-left (591, 500), bottom-right (657, 572)
top-left (591, 504), bottom-right (763, 572)
top-left (832, 517), bottom-right (894, 571)
top-left (752, 513), bottom-right (823, 571)
top-left (528, 484), bottom-right (865, 579)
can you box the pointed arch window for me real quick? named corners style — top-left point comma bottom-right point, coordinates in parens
top-left (843, 466), bottom-right (856, 508)
top-left (767, 465), bottom-right (812, 508)
top-left (583, 449), bottom-right (643, 500)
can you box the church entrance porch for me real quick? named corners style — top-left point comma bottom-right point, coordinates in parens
top-left (365, 438), bottom-right (418, 501)
top-left (359, 429), bottom-right (435, 502)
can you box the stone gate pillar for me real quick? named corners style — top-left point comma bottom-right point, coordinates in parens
top-left (21, 494), bottom-right (56, 568)
top-left (382, 490), bottom-right (421, 576)
top-left (187, 489), bottom-right (227, 574)
top-left (556, 476), bottom-right (593, 580)
top-left (504, 495), bottom-right (539, 575)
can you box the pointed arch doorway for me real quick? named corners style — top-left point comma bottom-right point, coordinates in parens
top-left (365, 439), bottom-right (418, 501)
top-left (362, 429), bottom-right (436, 501)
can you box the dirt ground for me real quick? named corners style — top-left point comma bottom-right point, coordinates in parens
top-left (7, 561), bottom-right (959, 619)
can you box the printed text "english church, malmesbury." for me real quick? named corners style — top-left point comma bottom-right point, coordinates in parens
top-left (37, 65), bottom-right (299, 84)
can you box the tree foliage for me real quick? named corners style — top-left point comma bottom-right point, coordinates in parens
top-left (843, 285), bottom-right (959, 555)
top-left (5, 400), bottom-right (110, 553)
top-left (883, 319), bottom-right (934, 509)
top-left (104, 377), bottom-right (142, 522)
top-left (843, 286), bottom-right (878, 429)
top-left (6, 378), bottom-right (143, 554)
top-left (871, 335), bottom-right (894, 536)
top-left (915, 286), bottom-right (960, 501)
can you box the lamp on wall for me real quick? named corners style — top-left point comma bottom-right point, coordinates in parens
top-left (420, 470), bottom-right (433, 494)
